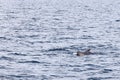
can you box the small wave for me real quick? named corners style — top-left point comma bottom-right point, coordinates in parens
top-left (46, 47), bottom-right (71, 54)
top-left (16, 35), bottom-right (39, 39)
top-left (44, 53), bottom-right (57, 57)
top-left (18, 60), bottom-right (40, 63)
top-left (18, 60), bottom-right (50, 64)
top-left (8, 74), bottom-right (35, 78)
top-left (0, 56), bottom-right (14, 61)
top-left (59, 64), bottom-right (81, 67)
top-left (71, 68), bottom-right (84, 72)
top-left (0, 37), bottom-right (12, 40)
top-left (94, 52), bottom-right (105, 55)
top-left (10, 52), bottom-right (27, 56)
top-left (40, 75), bottom-right (51, 80)
top-left (50, 75), bottom-right (62, 78)
top-left (81, 35), bottom-right (94, 39)
top-left (87, 77), bottom-right (113, 80)
top-left (0, 49), bottom-right (12, 52)
top-left (5, 74), bottom-right (36, 80)
top-left (0, 66), bottom-right (6, 69)
top-left (48, 48), bottom-right (67, 51)
top-left (83, 64), bottom-right (103, 69)
top-left (100, 69), bottom-right (113, 73)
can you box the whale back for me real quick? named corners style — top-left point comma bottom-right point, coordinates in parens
top-left (76, 49), bottom-right (92, 56)
top-left (76, 51), bottom-right (85, 56)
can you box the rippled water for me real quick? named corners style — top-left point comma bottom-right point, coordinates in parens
top-left (0, 0), bottom-right (120, 80)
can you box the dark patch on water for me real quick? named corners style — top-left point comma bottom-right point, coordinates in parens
top-left (34, 41), bottom-right (51, 43)
top-left (50, 75), bottom-right (63, 78)
top-left (58, 37), bottom-right (75, 40)
top-left (100, 69), bottom-right (113, 73)
top-left (70, 68), bottom-right (84, 72)
top-left (55, 10), bottom-right (68, 14)
top-left (18, 60), bottom-right (50, 64)
top-left (81, 35), bottom-right (94, 39)
top-left (0, 76), bottom-right (6, 80)
top-left (46, 45), bottom-right (91, 53)
top-left (17, 35), bottom-right (39, 39)
top-left (31, 17), bottom-right (38, 22)
top-left (6, 74), bottom-right (36, 80)
top-left (115, 19), bottom-right (120, 22)
top-left (87, 77), bottom-right (101, 80)
top-left (97, 44), bottom-right (106, 47)
top-left (84, 64), bottom-right (97, 67)
top-left (44, 53), bottom-right (57, 57)
top-left (0, 66), bottom-right (6, 69)
top-left (0, 56), bottom-right (14, 61)
top-left (69, 45), bottom-right (83, 50)
top-left (64, 75), bottom-right (76, 78)
top-left (0, 37), bottom-right (12, 40)
top-left (8, 74), bottom-right (35, 78)
top-left (83, 64), bottom-right (103, 69)
top-left (0, 49), bottom-right (12, 52)
top-left (53, 18), bottom-right (60, 21)
top-left (87, 77), bottom-right (113, 80)
top-left (41, 75), bottom-right (52, 80)
top-left (10, 52), bottom-right (27, 56)
top-left (18, 60), bottom-right (41, 63)
top-left (66, 26), bottom-right (80, 30)
top-left (59, 64), bottom-right (81, 67)
top-left (48, 48), bottom-right (66, 51)
top-left (86, 68), bottom-right (98, 70)
top-left (47, 47), bottom-right (70, 53)
top-left (94, 52), bottom-right (105, 55)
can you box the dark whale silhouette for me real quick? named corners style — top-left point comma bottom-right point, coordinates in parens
top-left (76, 49), bottom-right (93, 56)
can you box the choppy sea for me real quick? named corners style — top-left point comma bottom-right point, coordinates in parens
top-left (0, 0), bottom-right (120, 80)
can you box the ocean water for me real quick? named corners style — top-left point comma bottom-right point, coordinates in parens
top-left (0, 0), bottom-right (120, 80)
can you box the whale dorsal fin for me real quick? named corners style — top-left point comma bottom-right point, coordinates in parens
top-left (85, 49), bottom-right (91, 52)
top-left (84, 49), bottom-right (91, 54)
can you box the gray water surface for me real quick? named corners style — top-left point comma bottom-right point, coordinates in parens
top-left (0, 0), bottom-right (120, 80)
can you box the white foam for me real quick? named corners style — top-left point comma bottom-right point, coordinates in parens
top-left (73, 52), bottom-right (77, 55)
